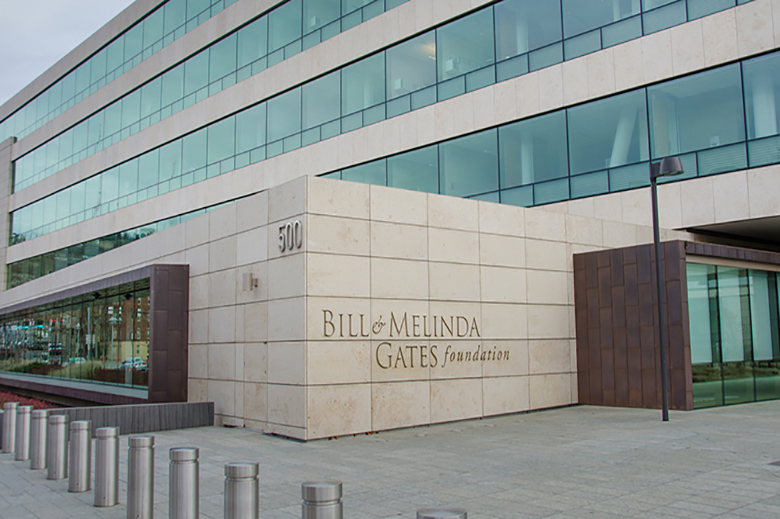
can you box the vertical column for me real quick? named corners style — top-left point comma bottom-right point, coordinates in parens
top-left (752, 72), bottom-right (778, 139)
top-left (128, 436), bottom-right (155, 519)
top-left (30, 409), bottom-right (49, 469)
top-left (47, 414), bottom-right (68, 480)
top-left (2, 402), bottom-right (17, 453)
top-left (95, 427), bottom-right (120, 507)
top-left (68, 420), bottom-right (92, 492)
top-left (14, 405), bottom-right (32, 461)
top-left (519, 132), bottom-right (534, 185)
top-left (169, 447), bottom-right (200, 519)
top-left (224, 462), bottom-right (259, 519)
top-left (0, 137), bottom-right (15, 291)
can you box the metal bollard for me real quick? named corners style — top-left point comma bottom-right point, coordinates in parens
top-left (95, 427), bottom-right (120, 507)
top-left (169, 447), bottom-right (199, 519)
top-left (0, 409), bottom-right (4, 448)
top-left (30, 409), bottom-right (49, 469)
top-left (224, 462), bottom-right (259, 519)
top-left (302, 481), bottom-right (343, 519)
top-left (15, 405), bottom-right (33, 461)
top-left (417, 509), bottom-right (468, 519)
top-left (127, 436), bottom-right (155, 519)
top-left (69, 420), bottom-right (92, 492)
top-left (2, 402), bottom-right (17, 453)
top-left (47, 414), bottom-right (68, 479)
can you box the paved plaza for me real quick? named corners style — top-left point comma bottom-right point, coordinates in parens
top-left (2, 401), bottom-right (780, 518)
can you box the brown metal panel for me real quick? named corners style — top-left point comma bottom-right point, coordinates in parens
top-left (615, 369), bottom-right (629, 407)
top-left (627, 347), bottom-right (642, 392)
top-left (613, 328), bottom-right (627, 370)
top-left (586, 254), bottom-right (599, 289)
top-left (638, 283), bottom-right (655, 326)
top-left (598, 267), bottom-right (612, 307)
top-left (625, 305), bottom-right (640, 347)
top-left (601, 349), bottom-right (615, 390)
top-left (610, 249), bottom-right (624, 286)
top-left (624, 264), bottom-right (638, 305)
top-left (611, 286), bottom-right (626, 328)
top-left (666, 279), bottom-right (683, 326)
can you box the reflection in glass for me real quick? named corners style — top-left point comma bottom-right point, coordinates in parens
top-left (439, 129), bottom-right (499, 198)
top-left (0, 279), bottom-right (150, 389)
top-left (499, 111), bottom-right (568, 188)
top-left (742, 52), bottom-right (780, 140)
top-left (436, 9), bottom-right (495, 82)
top-left (649, 64), bottom-right (744, 158)
top-left (568, 89), bottom-right (648, 175)
top-left (342, 54), bottom-right (385, 115)
top-left (494, 0), bottom-right (562, 60)
top-left (562, 0), bottom-right (640, 38)
top-left (386, 32), bottom-right (436, 100)
top-left (387, 147), bottom-right (438, 193)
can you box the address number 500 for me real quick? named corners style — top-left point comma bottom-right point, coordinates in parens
top-left (278, 220), bottom-right (303, 252)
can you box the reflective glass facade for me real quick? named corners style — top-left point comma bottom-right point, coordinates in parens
top-left (0, 0), bottom-right (240, 144)
top-left (688, 263), bottom-right (780, 408)
top-left (7, 201), bottom-right (228, 289)
top-left (0, 279), bottom-right (151, 390)
top-left (11, 18), bottom-right (777, 248)
top-left (12, 0), bottom-right (410, 191)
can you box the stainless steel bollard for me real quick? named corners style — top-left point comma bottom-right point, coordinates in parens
top-left (169, 448), bottom-right (199, 519)
top-left (224, 462), bottom-right (259, 519)
top-left (417, 509), bottom-right (467, 519)
top-left (127, 436), bottom-right (155, 519)
top-left (15, 405), bottom-right (33, 461)
top-left (30, 410), bottom-right (49, 469)
top-left (2, 402), bottom-right (17, 453)
top-left (47, 414), bottom-right (68, 479)
top-left (68, 420), bottom-right (92, 492)
top-left (302, 481), bottom-right (343, 519)
top-left (95, 427), bottom-right (120, 507)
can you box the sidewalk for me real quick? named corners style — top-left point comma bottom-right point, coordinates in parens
top-left (2, 401), bottom-right (780, 518)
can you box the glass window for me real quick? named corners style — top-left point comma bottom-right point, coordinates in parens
top-left (85, 175), bottom-right (102, 212)
top-left (436, 9), bottom-right (495, 82)
top-left (91, 49), bottom-right (108, 84)
top-left (342, 159), bottom-right (387, 185)
top-left (236, 103), bottom-right (267, 154)
top-left (102, 168), bottom-right (119, 204)
top-left (342, 0), bottom-right (371, 15)
top-left (717, 266), bottom-right (754, 405)
top-left (238, 17), bottom-right (268, 68)
top-left (439, 129), bottom-right (499, 198)
top-left (267, 88), bottom-right (302, 142)
top-left (207, 116), bottom-right (236, 164)
top-left (55, 190), bottom-right (70, 222)
top-left (342, 53), bottom-right (385, 115)
top-left (161, 65), bottom-right (185, 107)
top-left (139, 149), bottom-right (160, 190)
top-left (106, 38), bottom-right (125, 73)
top-left (568, 89), bottom-right (648, 175)
top-left (304, 0), bottom-right (340, 34)
top-left (104, 102), bottom-right (122, 136)
top-left (164, 0), bottom-right (187, 35)
top-left (143, 8), bottom-right (164, 49)
top-left (742, 53), bottom-right (780, 140)
top-left (122, 90), bottom-right (141, 128)
top-left (187, 0), bottom-right (210, 19)
top-left (184, 50), bottom-right (210, 96)
top-left (209, 34), bottom-right (237, 82)
top-left (182, 129), bottom-right (208, 173)
top-left (499, 111), bottom-right (568, 188)
top-left (269, 0), bottom-right (303, 52)
top-left (140, 78), bottom-right (162, 119)
top-left (159, 140), bottom-right (182, 181)
top-left (649, 64), bottom-right (744, 158)
top-left (70, 182), bottom-right (86, 215)
top-left (75, 62), bottom-right (91, 94)
top-left (119, 160), bottom-right (139, 197)
top-left (124, 24), bottom-right (143, 61)
top-left (303, 71), bottom-right (340, 130)
top-left (562, 0), bottom-right (640, 38)
top-left (387, 147), bottom-right (438, 193)
top-left (386, 32), bottom-right (436, 100)
top-left (495, 0), bottom-right (562, 60)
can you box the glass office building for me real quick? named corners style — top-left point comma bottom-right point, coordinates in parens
top-left (0, 0), bottom-right (778, 432)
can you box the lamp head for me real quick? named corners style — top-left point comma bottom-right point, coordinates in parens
top-left (650, 156), bottom-right (684, 180)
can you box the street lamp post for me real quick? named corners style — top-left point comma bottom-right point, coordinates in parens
top-left (650, 156), bottom-right (684, 422)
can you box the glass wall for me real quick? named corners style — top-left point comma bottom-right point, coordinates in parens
top-left (11, 0), bottom-right (747, 193)
top-left (11, 48), bottom-right (780, 250)
top-left (0, 279), bottom-right (151, 390)
top-left (0, 0), bottom-right (240, 144)
top-left (687, 263), bottom-right (780, 408)
top-left (7, 201), bottom-right (228, 289)
top-left (12, 0), bottom-right (410, 192)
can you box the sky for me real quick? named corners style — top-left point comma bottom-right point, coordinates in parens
top-left (0, 0), bottom-right (136, 107)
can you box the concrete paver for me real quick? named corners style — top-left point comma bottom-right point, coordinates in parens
top-left (2, 401), bottom-right (780, 518)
